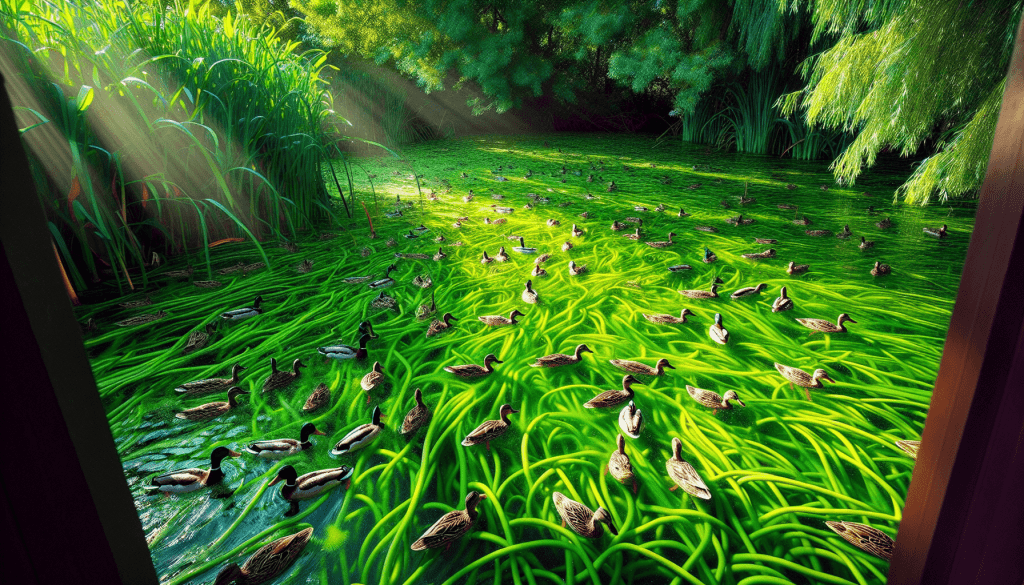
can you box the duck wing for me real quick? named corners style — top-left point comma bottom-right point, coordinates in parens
top-left (584, 390), bottom-right (628, 409)
top-left (462, 420), bottom-right (508, 445)
top-left (667, 460), bottom-right (711, 499)
top-left (411, 510), bottom-right (471, 550)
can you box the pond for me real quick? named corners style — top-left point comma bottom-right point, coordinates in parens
top-left (80, 134), bottom-right (976, 585)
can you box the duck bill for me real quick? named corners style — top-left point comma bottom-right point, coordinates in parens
top-left (227, 450), bottom-right (242, 457)
top-left (508, 408), bottom-right (520, 414)
top-left (734, 399), bottom-right (747, 407)
top-left (268, 476), bottom-right (282, 486)
top-left (313, 430), bottom-right (327, 436)
top-left (606, 521), bottom-right (619, 536)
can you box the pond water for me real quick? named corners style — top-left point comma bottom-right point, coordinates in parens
top-left (80, 134), bottom-right (976, 585)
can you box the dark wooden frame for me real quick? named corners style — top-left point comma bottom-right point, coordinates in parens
top-left (3, 16), bottom-right (1024, 584)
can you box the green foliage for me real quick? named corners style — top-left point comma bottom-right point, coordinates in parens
top-left (781, 0), bottom-right (1022, 203)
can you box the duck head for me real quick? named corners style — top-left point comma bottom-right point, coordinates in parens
top-left (210, 446), bottom-right (241, 468)
top-left (465, 491), bottom-right (487, 515)
top-left (593, 507), bottom-right (618, 535)
top-left (269, 464), bottom-right (298, 486)
top-left (837, 313), bottom-right (857, 325)
top-left (483, 354), bottom-right (504, 368)
top-left (371, 405), bottom-right (385, 428)
top-left (300, 422), bottom-right (327, 442)
top-left (226, 387), bottom-right (249, 406)
top-left (813, 369), bottom-right (835, 384)
top-left (359, 320), bottom-right (378, 339)
top-left (498, 403), bottom-right (519, 421)
top-left (441, 312), bottom-right (457, 324)
top-left (754, 283), bottom-right (768, 293)
top-left (721, 390), bottom-right (746, 407)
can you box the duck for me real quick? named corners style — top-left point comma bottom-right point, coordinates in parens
top-left (606, 181), bottom-right (618, 192)
top-left (494, 247), bottom-right (510, 262)
top-left (479, 309), bottom-right (525, 327)
top-left (924, 224), bottom-right (948, 238)
top-left (262, 358), bottom-right (306, 393)
top-left (559, 241), bottom-right (572, 253)
top-left (165, 265), bottom-right (195, 279)
top-left (876, 217), bottom-right (893, 229)
top-left (754, 237), bottom-right (777, 244)
top-left (896, 439), bottom-right (921, 459)
top-left (871, 261), bottom-right (891, 276)
top-left (531, 264), bottom-right (547, 277)
top-left (426, 312), bottom-right (457, 337)
top-left (331, 405), bottom-right (386, 455)
top-left (837, 225), bottom-right (852, 239)
top-left (432, 247), bottom-right (447, 262)
top-left (400, 388), bottom-right (431, 436)
top-left (444, 353), bottom-right (503, 377)
top-left (618, 401), bottom-right (644, 438)
top-left (773, 362), bottom-right (834, 401)
top-left (182, 323), bottom-right (216, 354)
top-left (547, 218), bottom-right (561, 227)
top-left (212, 527), bottom-right (314, 585)
top-left (585, 375), bottom-right (642, 409)
top-left (296, 259), bottom-right (314, 273)
top-left (535, 253), bottom-right (551, 265)
top-left (609, 358), bottom-right (674, 376)
top-left (461, 404), bottom-right (518, 450)
top-left (144, 446), bottom-right (241, 494)
top-left (792, 216), bottom-right (811, 226)
top-left (741, 249), bottom-right (775, 260)
top-left (488, 218), bottom-right (509, 227)
top-left (513, 237), bottom-right (537, 254)
top-left (244, 423), bottom-right (326, 459)
top-left (360, 361), bottom-right (387, 404)
top-left (859, 236), bottom-right (875, 249)
top-left (412, 274), bottom-right (433, 288)
top-left (667, 264), bottom-right (693, 272)
top-left (607, 434), bottom-right (637, 493)
top-left (411, 492), bottom-right (487, 551)
top-left (176, 387), bottom-right (249, 421)
top-left (317, 333), bottom-right (372, 361)
top-left (368, 264), bottom-right (398, 289)
top-left (771, 286), bottom-right (794, 312)
top-left (370, 291), bottom-right (397, 310)
top-left (825, 521), bottom-right (895, 561)
top-left (702, 246), bottom-right (717, 263)
top-left (666, 437), bottom-right (711, 499)
top-left (623, 227), bottom-right (643, 241)
top-left (678, 208), bottom-right (690, 217)
top-left (119, 295), bottom-right (152, 309)
top-left (708, 313), bottom-right (729, 344)
top-left (551, 492), bottom-right (618, 538)
top-left (655, 203), bottom-right (666, 212)
top-left (571, 224), bottom-right (584, 238)
top-left (787, 261), bottom-right (809, 275)
top-left (805, 229), bottom-right (831, 237)
top-left (530, 344), bottom-right (593, 367)
top-left (302, 383), bottom-right (330, 413)
top-left (416, 292), bottom-right (437, 321)
top-left (646, 232), bottom-right (676, 248)
top-left (731, 283), bottom-right (767, 298)
top-left (726, 215), bottom-right (755, 225)
top-left (694, 225), bottom-right (719, 233)
top-left (686, 385), bottom-right (745, 414)
top-left (221, 296), bottom-right (263, 320)
top-left (342, 274), bottom-right (376, 284)
top-left (642, 308), bottom-right (694, 324)
top-left (568, 260), bottom-right (587, 276)
top-left (633, 205), bottom-right (649, 212)
top-left (678, 283), bottom-right (720, 300)
top-left (796, 313), bottom-right (856, 333)
top-left (175, 363), bottom-right (245, 396)
top-left (481, 251), bottom-right (493, 264)
top-left (610, 220), bottom-right (626, 231)
top-left (522, 280), bottom-right (539, 304)
top-left (268, 464), bottom-right (354, 516)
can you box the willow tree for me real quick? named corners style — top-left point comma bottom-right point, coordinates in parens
top-left (781, 0), bottom-right (1022, 203)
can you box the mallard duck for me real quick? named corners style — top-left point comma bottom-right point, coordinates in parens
top-left (119, 295), bottom-right (152, 309)
top-left (444, 354), bottom-right (503, 377)
top-left (221, 296), bottom-right (264, 320)
top-left (726, 215), bottom-right (755, 225)
top-left (771, 286), bottom-right (794, 312)
top-left (655, 203), bottom-right (666, 212)
top-left (610, 220), bottom-right (626, 231)
top-left (176, 387), bottom-right (249, 421)
top-left (646, 232), bottom-right (676, 248)
top-left (165, 265), bottom-right (195, 279)
top-left (787, 261), bottom-right (809, 275)
top-left (535, 253), bottom-right (551, 265)
top-left (491, 205), bottom-right (514, 214)
top-left (182, 324), bottom-right (216, 355)
top-left (492, 247), bottom-right (509, 263)
top-left (558, 241), bottom-right (572, 253)
top-left (522, 280), bottom-right (539, 304)
top-left (607, 433), bottom-right (637, 493)
top-left (412, 274), bottom-right (433, 288)
top-left (416, 292), bottom-right (437, 321)
top-left (262, 358), bottom-right (306, 393)
top-left (792, 216), bottom-right (811, 226)
top-left (623, 227), bottom-right (643, 241)
top-left (531, 264), bottom-right (547, 277)
top-left (678, 283), bottom-right (719, 300)
top-left (342, 274), bottom-right (375, 284)
top-left (268, 464), bottom-right (353, 516)
top-left (642, 308), bottom-right (694, 324)
top-left (400, 388), bottom-right (430, 435)
top-left (462, 404), bottom-right (518, 450)
top-left (609, 358), bottom-right (674, 376)
top-left (478, 309), bottom-right (525, 327)
top-left (618, 401), bottom-right (644, 438)
top-left (411, 492), bottom-right (486, 551)
top-left (836, 225), bottom-right (852, 239)
top-left (585, 375), bottom-right (642, 409)
top-left (825, 521), bottom-right (895, 561)
top-left (144, 446), bottom-right (241, 494)
top-left (896, 439), bottom-right (921, 459)
top-left (212, 527), bottom-right (313, 585)
top-left (317, 334), bottom-right (372, 361)
top-left (708, 313), bottom-right (729, 344)
top-left (360, 361), bottom-right (386, 404)
top-left (368, 264), bottom-right (398, 289)
top-left (686, 385), bottom-right (745, 414)
top-left (530, 344), bottom-right (593, 367)
top-left (796, 313), bottom-right (856, 333)
top-left (245, 422), bottom-right (326, 459)
top-left (481, 251), bottom-right (493, 264)
top-left (331, 405), bottom-right (386, 455)
top-left (552, 492), bottom-right (618, 538)
top-left (924, 224), bottom-right (947, 238)
top-left (755, 237), bottom-right (777, 244)
top-left (433, 247), bottom-right (447, 261)
top-left (741, 249), bottom-right (775, 259)
top-left (876, 217), bottom-right (893, 229)
top-left (667, 264), bottom-right (693, 272)
top-left (678, 208), bottom-right (690, 217)
top-left (859, 236), bottom-right (875, 249)
top-left (547, 218), bottom-right (560, 227)
top-left (785, 183), bottom-right (797, 190)
top-left (568, 260), bottom-right (587, 276)
top-left (303, 383), bottom-right (330, 413)
top-left (731, 283), bottom-right (767, 298)
top-left (513, 237), bottom-right (537, 254)
top-left (871, 261), bottom-right (891, 276)
top-left (806, 229), bottom-right (832, 237)
top-left (666, 437), bottom-right (711, 499)
top-left (434, 234), bottom-right (446, 243)
top-left (702, 247), bottom-right (717, 263)
top-left (175, 363), bottom-right (245, 396)
top-left (112, 311), bottom-right (159, 327)
top-left (773, 362), bottom-right (834, 401)
top-left (606, 181), bottom-right (618, 192)
top-left (426, 312), bottom-right (457, 338)
top-left (296, 259), bottom-right (314, 273)
top-left (370, 290), bottom-right (397, 310)
top-left (569, 224), bottom-right (583, 238)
